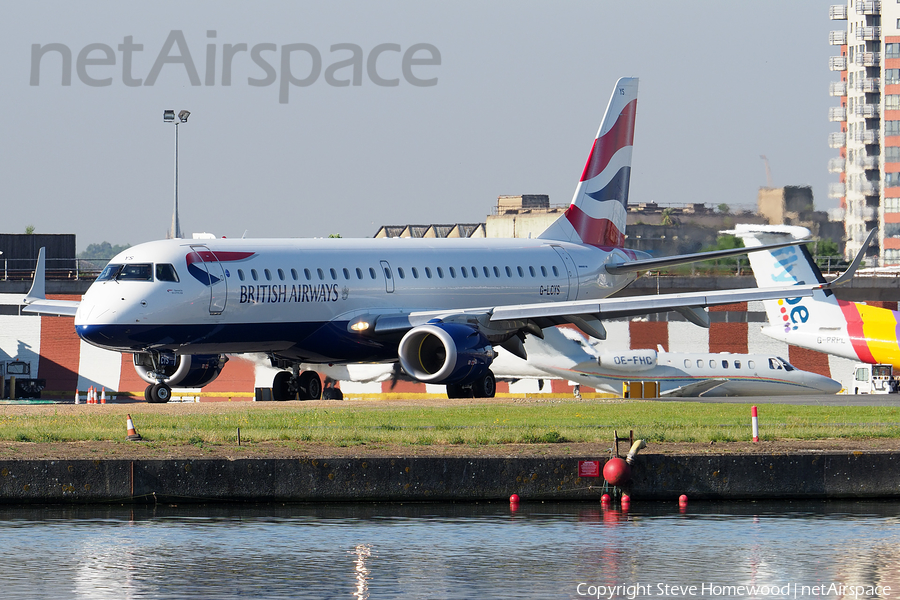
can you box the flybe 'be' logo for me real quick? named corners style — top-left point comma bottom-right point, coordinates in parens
top-left (768, 246), bottom-right (810, 333)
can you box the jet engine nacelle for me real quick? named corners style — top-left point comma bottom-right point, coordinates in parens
top-left (398, 323), bottom-right (494, 384)
top-left (133, 353), bottom-right (228, 388)
top-left (597, 349), bottom-right (657, 372)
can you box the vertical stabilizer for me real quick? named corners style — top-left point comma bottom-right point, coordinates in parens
top-left (539, 77), bottom-right (638, 247)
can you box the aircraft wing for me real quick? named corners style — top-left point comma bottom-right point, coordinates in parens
top-left (659, 379), bottom-right (728, 398)
top-left (603, 238), bottom-right (804, 275)
top-left (21, 248), bottom-right (81, 317)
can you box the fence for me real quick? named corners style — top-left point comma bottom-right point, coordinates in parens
top-left (0, 258), bottom-right (110, 282)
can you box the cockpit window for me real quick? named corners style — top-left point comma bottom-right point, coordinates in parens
top-left (97, 264), bottom-right (123, 281)
top-left (117, 263), bottom-right (153, 281)
top-left (156, 264), bottom-right (180, 282)
top-left (776, 357), bottom-right (795, 371)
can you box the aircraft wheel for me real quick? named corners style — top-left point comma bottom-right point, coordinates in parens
top-left (297, 371), bottom-right (322, 400)
top-left (273, 371), bottom-right (295, 401)
top-left (144, 385), bottom-right (153, 403)
top-left (446, 383), bottom-right (462, 399)
top-left (149, 383), bottom-right (171, 404)
top-left (472, 371), bottom-right (496, 398)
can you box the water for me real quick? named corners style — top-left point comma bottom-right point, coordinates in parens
top-left (0, 501), bottom-right (898, 599)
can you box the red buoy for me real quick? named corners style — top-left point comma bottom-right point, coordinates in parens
top-left (678, 494), bottom-right (688, 505)
top-left (600, 493), bottom-right (611, 504)
top-left (602, 457), bottom-right (631, 486)
top-left (509, 494), bottom-right (519, 504)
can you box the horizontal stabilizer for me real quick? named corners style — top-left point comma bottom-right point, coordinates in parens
top-left (604, 239), bottom-right (804, 274)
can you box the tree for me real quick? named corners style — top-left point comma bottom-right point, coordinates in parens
top-left (25, 225), bottom-right (35, 235)
top-left (660, 207), bottom-right (678, 227)
top-left (717, 203), bottom-right (730, 214)
top-left (78, 242), bottom-right (131, 259)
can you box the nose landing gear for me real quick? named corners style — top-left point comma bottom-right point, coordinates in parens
top-left (145, 382), bottom-right (172, 404)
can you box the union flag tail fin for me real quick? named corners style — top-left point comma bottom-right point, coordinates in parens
top-left (539, 77), bottom-right (638, 247)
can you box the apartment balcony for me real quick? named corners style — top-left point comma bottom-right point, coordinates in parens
top-left (830, 5), bottom-right (848, 19)
top-left (854, 130), bottom-right (880, 144)
top-left (830, 56), bottom-right (848, 71)
top-left (829, 30), bottom-right (848, 45)
top-left (859, 26), bottom-right (882, 41)
top-left (858, 155), bottom-right (879, 170)
top-left (829, 107), bottom-right (847, 122)
top-left (856, 78), bottom-right (880, 93)
top-left (829, 132), bottom-right (847, 148)
top-left (855, 103), bottom-right (881, 118)
top-left (828, 157), bottom-right (846, 173)
top-left (859, 181), bottom-right (881, 196)
top-left (856, 1), bottom-right (882, 15)
top-left (829, 81), bottom-right (847, 96)
top-left (828, 183), bottom-right (846, 198)
top-left (855, 52), bottom-right (881, 67)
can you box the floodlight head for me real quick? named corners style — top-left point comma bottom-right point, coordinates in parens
top-left (178, 110), bottom-right (191, 123)
top-left (163, 110), bottom-right (175, 122)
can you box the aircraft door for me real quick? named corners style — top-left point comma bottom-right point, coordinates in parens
top-left (551, 246), bottom-right (579, 301)
top-left (189, 245), bottom-right (228, 314)
top-left (380, 260), bottom-right (394, 293)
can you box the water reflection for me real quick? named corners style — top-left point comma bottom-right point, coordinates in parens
top-left (0, 501), bottom-right (898, 599)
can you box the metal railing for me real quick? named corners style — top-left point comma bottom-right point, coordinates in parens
top-left (0, 258), bottom-right (111, 282)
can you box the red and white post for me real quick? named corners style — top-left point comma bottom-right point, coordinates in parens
top-left (751, 405), bottom-right (759, 442)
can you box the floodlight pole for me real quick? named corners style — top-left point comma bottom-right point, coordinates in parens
top-left (164, 109), bottom-right (189, 239)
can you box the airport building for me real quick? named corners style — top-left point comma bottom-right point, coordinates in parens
top-left (829, 1), bottom-right (900, 263)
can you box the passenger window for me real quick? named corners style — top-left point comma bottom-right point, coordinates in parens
top-left (329, 268), bottom-right (337, 280)
top-left (291, 269), bottom-right (299, 281)
top-left (304, 268), bottom-right (312, 280)
top-left (517, 266), bottom-right (524, 277)
top-left (317, 268), bottom-right (324, 280)
top-left (356, 268), bottom-right (363, 279)
top-left (398, 267), bottom-right (405, 279)
top-left (449, 267), bottom-right (456, 278)
top-left (529, 266), bottom-right (536, 277)
top-left (734, 360), bottom-right (741, 369)
top-left (412, 267), bottom-right (419, 278)
top-left (696, 359), bottom-right (703, 368)
top-left (251, 269), bottom-right (259, 281)
top-left (383, 267), bottom-right (392, 280)
top-left (471, 266), bottom-right (478, 278)
top-left (493, 266), bottom-right (500, 277)
top-left (277, 268), bottom-right (285, 281)
top-left (343, 268), bottom-right (350, 280)
top-left (369, 267), bottom-right (376, 279)
top-left (437, 267), bottom-right (444, 278)
top-left (552, 266), bottom-right (559, 277)
top-left (156, 264), bottom-right (180, 282)
top-left (264, 269), bottom-right (272, 281)
top-left (541, 266), bottom-right (547, 277)
top-left (506, 266), bottom-right (512, 277)
top-left (684, 359), bottom-right (691, 368)
top-left (237, 269), bottom-right (245, 281)
top-left (709, 360), bottom-right (716, 368)
top-left (748, 360), bottom-right (756, 369)
top-left (722, 360), bottom-right (728, 369)
top-left (425, 267), bottom-right (432, 278)
top-left (461, 267), bottom-right (468, 278)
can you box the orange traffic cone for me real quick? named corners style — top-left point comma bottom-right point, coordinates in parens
top-left (100, 388), bottom-right (106, 404)
top-left (126, 414), bottom-right (142, 441)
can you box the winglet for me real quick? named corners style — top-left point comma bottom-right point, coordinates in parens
top-left (24, 247), bottom-right (46, 304)
top-left (826, 229), bottom-right (876, 287)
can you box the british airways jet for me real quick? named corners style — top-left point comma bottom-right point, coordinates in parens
top-left (24, 78), bottom-right (862, 402)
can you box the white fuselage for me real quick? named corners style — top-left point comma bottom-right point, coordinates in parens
top-left (74, 237), bottom-right (641, 362)
top-left (523, 330), bottom-right (841, 396)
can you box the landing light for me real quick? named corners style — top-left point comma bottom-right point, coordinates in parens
top-left (350, 321), bottom-right (370, 332)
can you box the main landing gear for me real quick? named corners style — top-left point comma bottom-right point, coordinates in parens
top-left (272, 369), bottom-right (324, 401)
top-left (446, 370), bottom-right (496, 399)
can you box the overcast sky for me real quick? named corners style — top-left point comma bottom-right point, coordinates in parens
top-left (2, 1), bottom-right (838, 251)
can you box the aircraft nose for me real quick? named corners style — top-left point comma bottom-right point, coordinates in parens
top-left (810, 373), bottom-right (842, 395)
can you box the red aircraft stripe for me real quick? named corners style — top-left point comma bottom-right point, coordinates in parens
top-left (565, 205), bottom-right (625, 247)
top-left (580, 99), bottom-right (637, 182)
top-left (838, 300), bottom-right (875, 363)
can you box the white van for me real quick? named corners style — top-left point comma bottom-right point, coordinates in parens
top-left (846, 364), bottom-right (897, 395)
